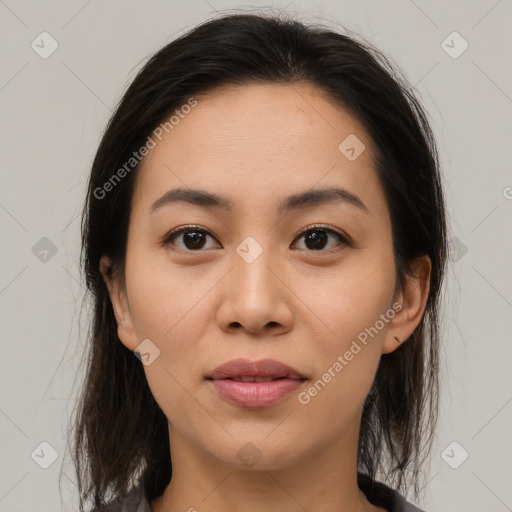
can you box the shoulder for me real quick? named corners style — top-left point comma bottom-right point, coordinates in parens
top-left (89, 483), bottom-right (152, 512)
top-left (357, 473), bottom-right (427, 512)
top-left (90, 476), bottom-right (425, 512)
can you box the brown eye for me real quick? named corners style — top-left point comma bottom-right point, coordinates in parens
top-left (163, 224), bottom-right (350, 253)
top-left (292, 225), bottom-right (350, 252)
top-left (163, 226), bottom-right (220, 252)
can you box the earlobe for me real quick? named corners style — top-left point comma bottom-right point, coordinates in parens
top-left (382, 255), bottom-right (432, 355)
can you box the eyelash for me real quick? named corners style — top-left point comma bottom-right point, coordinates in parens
top-left (162, 224), bottom-right (351, 253)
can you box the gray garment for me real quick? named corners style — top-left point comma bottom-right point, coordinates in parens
top-left (91, 473), bottom-right (426, 512)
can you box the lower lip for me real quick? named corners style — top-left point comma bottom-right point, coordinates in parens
top-left (209, 378), bottom-right (305, 408)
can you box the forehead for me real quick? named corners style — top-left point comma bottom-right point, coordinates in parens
top-left (132, 82), bottom-right (384, 217)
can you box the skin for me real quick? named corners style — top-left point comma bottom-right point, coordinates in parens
top-left (100, 82), bottom-right (431, 512)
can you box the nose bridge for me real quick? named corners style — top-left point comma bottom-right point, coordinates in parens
top-left (232, 234), bottom-right (277, 296)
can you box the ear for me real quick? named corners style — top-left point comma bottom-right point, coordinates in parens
top-left (382, 254), bottom-right (431, 355)
top-left (99, 255), bottom-right (139, 352)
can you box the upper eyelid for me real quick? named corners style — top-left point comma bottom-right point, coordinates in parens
top-left (294, 224), bottom-right (347, 239)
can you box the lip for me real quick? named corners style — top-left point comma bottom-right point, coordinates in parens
top-left (207, 358), bottom-right (306, 380)
top-left (206, 358), bottom-right (307, 409)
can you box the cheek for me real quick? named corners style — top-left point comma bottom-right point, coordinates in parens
top-left (142, 362), bottom-right (219, 452)
top-left (296, 354), bottom-right (376, 451)
top-left (293, 255), bottom-right (395, 422)
top-left (125, 247), bottom-right (216, 340)
top-left (124, 248), bottom-right (217, 389)
top-left (297, 250), bottom-right (396, 347)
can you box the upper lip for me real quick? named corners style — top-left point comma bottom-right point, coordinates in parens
top-left (207, 358), bottom-right (306, 381)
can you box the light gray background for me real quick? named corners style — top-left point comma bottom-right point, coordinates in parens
top-left (1, 1), bottom-right (511, 511)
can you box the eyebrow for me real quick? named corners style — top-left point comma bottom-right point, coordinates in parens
top-left (149, 186), bottom-right (370, 215)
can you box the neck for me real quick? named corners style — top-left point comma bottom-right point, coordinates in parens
top-left (150, 411), bottom-right (386, 512)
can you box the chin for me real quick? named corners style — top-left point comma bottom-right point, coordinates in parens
top-left (207, 435), bottom-right (307, 472)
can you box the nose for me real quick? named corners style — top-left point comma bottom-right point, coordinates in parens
top-left (216, 243), bottom-right (294, 337)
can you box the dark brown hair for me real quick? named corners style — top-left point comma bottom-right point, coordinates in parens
top-left (69, 11), bottom-right (448, 511)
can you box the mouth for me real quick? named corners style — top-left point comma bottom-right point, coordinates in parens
top-left (220, 376), bottom-right (299, 382)
top-left (206, 358), bottom-right (307, 408)
top-left (206, 357), bottom-right (307, 381)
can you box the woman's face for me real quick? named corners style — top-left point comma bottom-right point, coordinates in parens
top-left (102, 82), bottom-right (428, 471)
